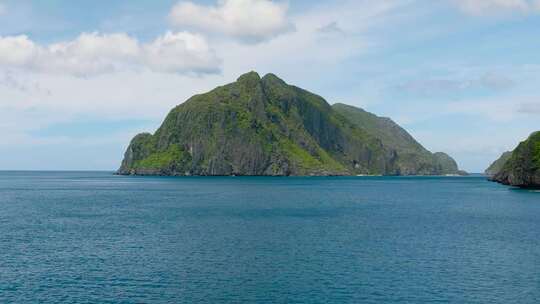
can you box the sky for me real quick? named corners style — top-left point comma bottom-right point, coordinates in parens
top-left (0, 0), bottom-right (539, 172)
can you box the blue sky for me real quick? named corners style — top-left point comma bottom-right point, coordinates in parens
top-left (0, 0), bottom-right (538, 172)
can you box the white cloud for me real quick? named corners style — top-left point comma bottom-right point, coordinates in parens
top-left (214, 0), bottom-right (405, 80)
top-left (0, 35), bottom-right (38, 66)
top-left (143, 31), bottom-right (221, 74)
top-left (445, 96), bottom-right (540, 121)
top-left (40, 33), bottom-right (140, 76)
top-left (453, 0), bottom-right (540, 15)
top-left (0, 31), bottom-right (221, 77)
top-left (317, 22), bottom-right (346, 36)
top-left (0, 71), bottom-right (51, 95)
top-left (395, 72), bottom-right (515, 95)
top-left (517, 102), bottom-right (540, 114)
top-left (169, 0), bottom-right (294, 43)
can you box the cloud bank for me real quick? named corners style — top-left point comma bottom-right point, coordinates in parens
top-left (0, 31), bottom-right (221, 77)
top-left (454, 0), bottom-right (540, 15)
top-left (169, 0), bottom-right (294, 43)
top-left (396, 72), bottom-right (515, 95)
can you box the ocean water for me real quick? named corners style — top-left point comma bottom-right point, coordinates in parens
top-left (0, 172), bottom-right (539, 303)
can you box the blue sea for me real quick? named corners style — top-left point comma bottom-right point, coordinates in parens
top-left (0, 172), bottom-right (539, 303)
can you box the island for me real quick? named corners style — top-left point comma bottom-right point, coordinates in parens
top-left (485, 151), bottom-right (512, 177)
top-left (118, 72), bottom-right (465, 176)
top-left (489, 131), bottom-right (540, 188)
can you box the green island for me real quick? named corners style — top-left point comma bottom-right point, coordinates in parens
top-left (487, 131), bottom-right (540, 188)
top-left (118, 71), bottom-right (466, 177)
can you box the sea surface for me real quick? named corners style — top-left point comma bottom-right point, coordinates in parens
top-left (0, 172), bottom-right (539, 303)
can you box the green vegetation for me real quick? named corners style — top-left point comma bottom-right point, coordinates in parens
top-left (333, 103), bottom-right (424, 153)
top-left (133, 144), bottom-right (190, 170)
top-left (492, 131), bottom-right (540, 188)
top-left (485, 151), bottom-right (512, 176)
top-left (333, 103), bottom-right (461, 175)
top-left (118, 71), bottom-right (463, 176)
top-left (532, 132), bottom-right (540, 168)
top-left (278, 138), bottom-right (345, 173)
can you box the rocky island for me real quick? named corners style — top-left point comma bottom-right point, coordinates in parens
top-left (118, 72), bottom-right (464, 176)
top-left (485, 151), bottom-right (512, 177)
top-left (489, 131), bottom-right (540, 188)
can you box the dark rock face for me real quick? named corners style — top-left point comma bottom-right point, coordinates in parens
top-left (118, 72), bottom-right (463, 176)
top-left (492, 132), bottom-right (540, 188)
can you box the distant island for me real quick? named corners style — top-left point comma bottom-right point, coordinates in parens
top-left (486, 131), bottom-right (540, 188)
top-left (118, 72), bottom-right (466, 176)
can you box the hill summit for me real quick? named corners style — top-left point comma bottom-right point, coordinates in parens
top-left (118, 72), bottom-right (463, 176)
